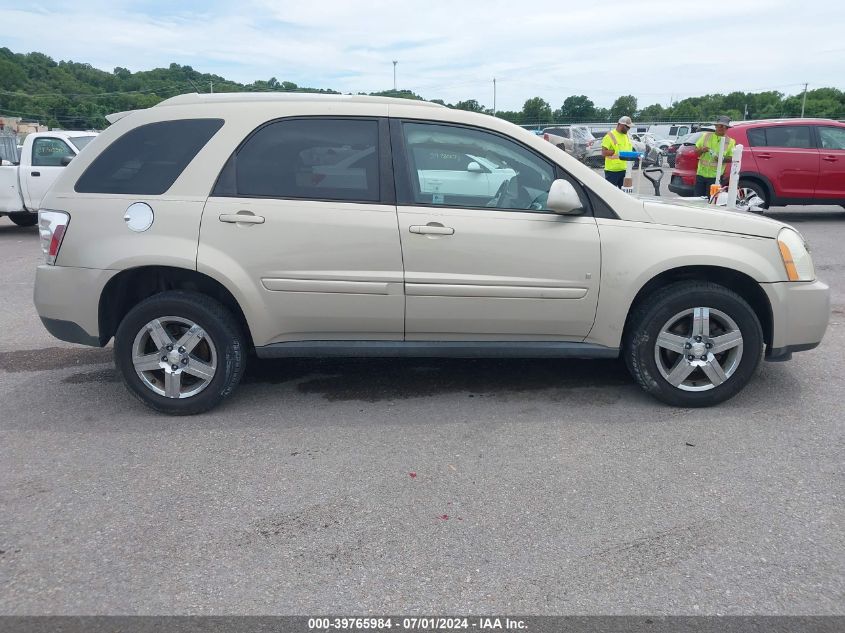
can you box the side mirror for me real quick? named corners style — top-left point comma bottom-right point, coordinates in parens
top-left (547, 179), bottom-right (583, 215)
top-left (466, 161), bottom-right (486, 173)
top-left (60, 155), bottom-right (74, 166)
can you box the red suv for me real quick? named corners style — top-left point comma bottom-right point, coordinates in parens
top-left (668, 119), bottom-right (845, 209)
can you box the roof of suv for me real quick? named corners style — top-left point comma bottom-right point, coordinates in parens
top-left (730, 118), bottom-right (842, 127)
top-left (155, 92), bottom-right (447, 109)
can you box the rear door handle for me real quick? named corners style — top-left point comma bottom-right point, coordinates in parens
top-left (822, 155), bottom-right (838, 162)
top-left (756, 153), bottom-right (772, 159)
top-left (409, 224), bottom-right (455, 235)
top-left (219, 212), bottom-right (265, 224)
top-left (31, 171), bottom-right (40, 177)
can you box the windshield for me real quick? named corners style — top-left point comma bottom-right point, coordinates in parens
top-left (70, 136), bottom-right (96, 151)
top-left (572, 127), bottom-right (594, 142)
top-left (677, 132), bottom-right (705, 145)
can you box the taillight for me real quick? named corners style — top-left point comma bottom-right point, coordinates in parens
top-left (38, 210), bottom-right (70, 265)
top-left (543, 133), bottom-right (550, 141)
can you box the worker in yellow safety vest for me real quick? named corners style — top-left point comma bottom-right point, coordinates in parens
top-left (601, 116), bottom-right (635, 188)
top-left (694, 115), bottom-right (737, 197)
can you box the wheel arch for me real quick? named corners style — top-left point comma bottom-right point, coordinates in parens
top-left (98, 266), bottom-right (253, 349)
top-left (622, 265), bottom-right (774, 348)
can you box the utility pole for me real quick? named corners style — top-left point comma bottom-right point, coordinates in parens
top-left (392, 61), bottom-right (398, 91)
top-left (800, 82), bottom-right (808, 117)
top-left (493, 78), bottom-right (496, 115)
top-left (210, 80), bottom-right (213, 94)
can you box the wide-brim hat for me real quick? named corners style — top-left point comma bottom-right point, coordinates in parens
top-left (618, 116), bottom-right (634, 128)
top-left (713, 115), bottom-right (732, 128)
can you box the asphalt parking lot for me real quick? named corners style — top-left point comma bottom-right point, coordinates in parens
top-left (1, 181), bottom-right (843, 614)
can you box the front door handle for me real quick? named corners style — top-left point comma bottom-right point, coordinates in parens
top-left (756, 153), bottom-right (772, 159)
top-left (409, 223), bottom-right (455, 235)
top-left (31, 171), bottom-right (40, 177)
top-left (219, 212), bottom-right (265, 224)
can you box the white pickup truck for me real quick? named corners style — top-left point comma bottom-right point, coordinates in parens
top-left (0, 131), bottom-right (97, 226)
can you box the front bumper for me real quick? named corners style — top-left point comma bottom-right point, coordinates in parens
top-left (761, 279), bottom-right (830, 360)
top-left (34, 265), bottom-right (118, 347)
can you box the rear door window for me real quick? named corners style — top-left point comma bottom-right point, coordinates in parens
top-left (761, 126), bottom-right (814, 149)
top-left (75, 119), bottom-right (224, 194)
top-left (226, 118), bottom-right (380, 202)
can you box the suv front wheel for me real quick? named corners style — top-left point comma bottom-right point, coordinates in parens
top-left (624, 282), bottom-right (763, 407)
top-left (114, 291), bottom-right (246, 415)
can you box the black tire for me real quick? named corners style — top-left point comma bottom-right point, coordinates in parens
top-left (667, 156), bottom-right (675, 168)
top-left (114, 291), bottom-right (246, 415)
top-left (738, 179), bottom-right (770, 210)
top-left (9, 213), bottom-right (38, 227)
top-left (624, 282), bottom-right (763, 407)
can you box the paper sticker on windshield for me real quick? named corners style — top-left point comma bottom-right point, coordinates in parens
top-left (432, 193), bottom-right (445, 204)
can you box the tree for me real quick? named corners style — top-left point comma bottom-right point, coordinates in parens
top-left (454, 99), bottom-right (485, 113)
top-left (557, 95), bottom-right (595, 122)
top-left (610, 95), bottom-right (637, 121)
top-left (494, 110), bottom-right (522, 124)
top-left (638, 103), bottom-right (666, 121)
top-left (671, 100), bottom-right (701, 121)
top-left (521, 97), bottom-right (552, 126)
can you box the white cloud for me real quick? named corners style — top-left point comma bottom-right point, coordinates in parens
top-left (1, 0), bottom-right (842, 111)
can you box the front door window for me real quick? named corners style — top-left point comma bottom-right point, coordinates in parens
top-left (400, 122), bottom-right (556, 212)
top-left (32, 138), bottom-right (74, 167)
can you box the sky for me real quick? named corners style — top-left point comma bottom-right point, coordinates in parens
top-left (1, 0), bottom-right (843, 111)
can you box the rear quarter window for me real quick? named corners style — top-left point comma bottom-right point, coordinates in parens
top-left (74, 119), bottom-right (224, 195)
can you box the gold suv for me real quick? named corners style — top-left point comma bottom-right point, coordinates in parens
top-left (34, 93), bottom-right (830, 414)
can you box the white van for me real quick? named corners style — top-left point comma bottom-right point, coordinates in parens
top-left (646, 124), bottom-right (694, 148)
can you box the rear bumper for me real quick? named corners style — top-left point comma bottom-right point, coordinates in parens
top-left (34, 265), bottom-right (118, 347)
top-left (761, 279), bottom-right (830, 360)
top-left (668, 175), bottom-right (694, 196)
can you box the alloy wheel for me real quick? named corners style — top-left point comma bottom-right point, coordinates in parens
top-left (653, 307), bottom-right (744, 392)
top-left (131, 316), bottom-right (218, 399)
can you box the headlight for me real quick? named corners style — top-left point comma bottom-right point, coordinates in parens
top-left (777, 228), bottom-right (815, 281)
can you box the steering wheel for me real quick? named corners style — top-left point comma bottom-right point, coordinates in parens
top-left (486, 177), bottom-right (512, 208)
top-left (528, 192), bottom-right (548, 211)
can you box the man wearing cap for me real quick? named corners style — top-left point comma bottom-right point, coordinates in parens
top-left (601, 116), bottom-right (635, 188)
top-left (694, 115), bottom-right (736, 197)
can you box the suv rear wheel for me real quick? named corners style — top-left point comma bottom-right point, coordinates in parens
top-left (114, 291), bottom-right (246, 415)
top-left (624, 282), bottom-right (763, 407)
top-left (738, 179), bottom-right (769, 211)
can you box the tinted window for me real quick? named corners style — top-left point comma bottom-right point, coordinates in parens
top-left (818, 126), bottom-right (845, 150)
top-left (746, 127), bottom-right (766, 147)
top-left (231, 119), bottom-right (380, 202)
top-left (75, 119), bottom-right (223, 195)
top-left (401, 122), bottom-right (555, 212)
top-left (763, 125), bottom-right (814, 149)
top-left (32, 138), bottom-right (74, 167)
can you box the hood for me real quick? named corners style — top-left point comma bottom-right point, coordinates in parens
top-left (640, 197), bottom-right (786, 239)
